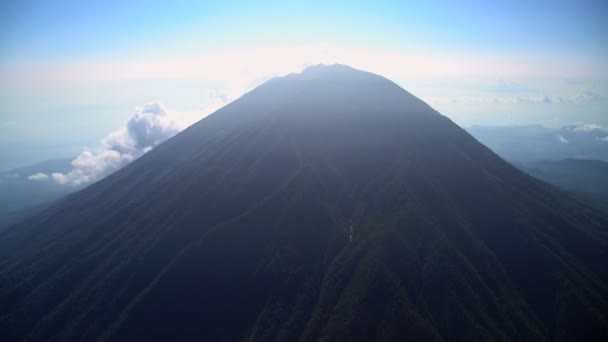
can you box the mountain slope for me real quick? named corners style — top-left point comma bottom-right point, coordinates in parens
top-left (1, 64), bottom-right (607, 341)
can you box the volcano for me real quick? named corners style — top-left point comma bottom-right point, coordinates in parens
top-left (1, 64), bottom-right (607, 341)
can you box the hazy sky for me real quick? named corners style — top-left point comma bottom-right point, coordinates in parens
top-left (1, 0), bottom-right (607, 169)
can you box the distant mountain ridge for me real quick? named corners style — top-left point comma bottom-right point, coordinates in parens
top-left (0, 64), bottom-right (607, 341)
top-left (467, 124), bottom-right (608, 162)
top-left (0, 158), bottom-right (75, 229)
top-left (518, 158), bottom-right (608, 210)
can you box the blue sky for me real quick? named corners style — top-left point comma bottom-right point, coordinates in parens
top-left (1, 0), bottom-right (607, 169)
top-left (2, 1), bottom-right (606, 60)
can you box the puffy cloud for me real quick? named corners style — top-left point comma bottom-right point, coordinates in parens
top-left (28, 172), bottom-right (49, 181)
top-left (48, 103), bottom-right (188, 186)
top-left (50, 149), bottom-right (135, 185)
top-left (39, 91), bottom-right (232, 187)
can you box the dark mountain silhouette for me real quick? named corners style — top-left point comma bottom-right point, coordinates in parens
top-left (1, 64), bottom-right (607, 341)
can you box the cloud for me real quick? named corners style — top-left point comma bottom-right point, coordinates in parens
top-left (28, 172), bottom-right (49, 181)
top-left (572, 123), bottom-right (607, 132)
top-left (440, 92), bottom-right (563, 105)
top-left (513, 94), bottom-right (558, 104)
top-left (560, 124), bottom-right (608, 145)
top-left (438, 96), bottom-right (501, 105)
top-left (569, 90), bottom-right (606, 104)
top-left (557, 134), bottom-right (569, 144)
top-left (487, 79), bottom-right (539, 93)
top-left (441, 91), bottom-right (605, 106)
top-left (48, 102), bottom-right (201, 186)
top-left (442, 94), bottom-right (560, 105)
top-left (209, 89), bottom-right (232, 104)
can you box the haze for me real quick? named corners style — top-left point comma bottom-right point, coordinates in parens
top-left (1, 0), bottom-right (607, 170)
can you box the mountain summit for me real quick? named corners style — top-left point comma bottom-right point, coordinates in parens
top-left (1, 65), bottom-right (607, 341)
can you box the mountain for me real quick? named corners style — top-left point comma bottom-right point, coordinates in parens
top-left (0, 158), bottom-right (76, 230)
top-left (518, 159), bottom-right (608, 211)
top-left (1, 64), bottom-right (607, 341)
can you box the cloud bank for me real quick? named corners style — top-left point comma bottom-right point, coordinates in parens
top-left (572, 123), bottom-right (607, 132)
top-left (36, 103), bottom-right (188, 186)
top-left (441, 89), bottom-right (606, 106)
top-left (570, 90), bottom-right (607, 104)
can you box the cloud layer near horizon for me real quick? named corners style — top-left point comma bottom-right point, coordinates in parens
top-left (440, 89), bottom-right (606, 106)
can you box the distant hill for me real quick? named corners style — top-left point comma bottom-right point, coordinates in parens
top-left (1, 65), bottom-right (607, 341)
top-left (0, 158), bottom-right (77, 229)
top-left (518, 159), bottom-right (608, 210)
top-left (467, 125), bottom-right (608, 162)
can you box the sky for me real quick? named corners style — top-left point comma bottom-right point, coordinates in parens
top-left (1, 0), bottom-right (607, 170)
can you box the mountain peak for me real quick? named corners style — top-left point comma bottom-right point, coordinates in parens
top-left (265, 64), bottom-right (378, 86)
top-left (296, 63), bottom-right (377, 80)
top-left (300, 63), bottom-right (356, 73)
top-left (225, 63), bottom-right (431, 126)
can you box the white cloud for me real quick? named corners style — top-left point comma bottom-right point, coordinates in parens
top-left (46, 102), bottom-right (223, 186)
top-left (50, 149), bottom-right (135, 185)
top-left (558, 135), bottom-right (569, 144)
top-left (597, 136), bottom-right (608, 142)
top-left (28, 172), bottom-right (49, 181)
